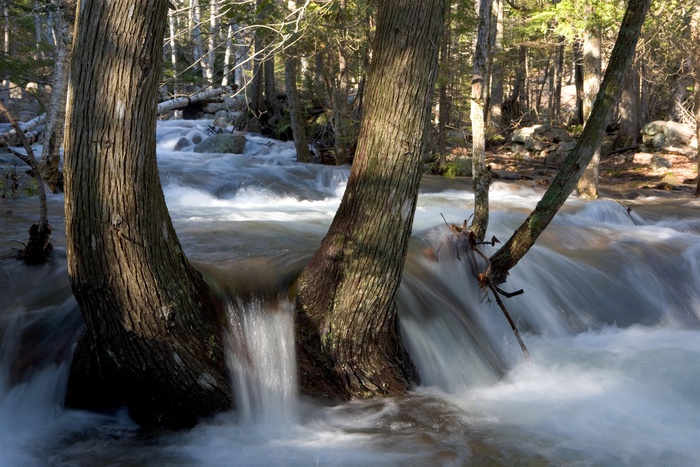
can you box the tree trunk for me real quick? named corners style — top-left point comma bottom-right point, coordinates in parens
top-left (550, 38), bottom-right (564, 124)
top-left (470, 0), bottom-right (493, 242)
top-left (295, 0), bottom-right (445, 399)
top-left (692, 5), bottom-right (700, 196)
top-left (40, 0), bottom-right (74, 193)
top-left (63, 0), bottom-right (232, 429)
top-left (488, 0), bottom-right (651, 286)
top-left (613, 59), bottom-right (641, 150)
top-left (489, 0), bottom-right (504, 130)
top-left (204, 0), bottom-right (219, 83)
top-left (221, 21), bottom-right (234, 87)
top-left (191, 0), bottom-right (204, 76)
top-left (285, 54), bottom-right (312, 162)
top-left (570, 37), bottom-right (584, 125)
top-left (264, 54), bottom-right (283, 127)
top-left (157, 86), bottom-right (232, 114)
top-left (436, 0), bottom-right (452, 157)
top-left (577, 11), bottom-right (603, 199)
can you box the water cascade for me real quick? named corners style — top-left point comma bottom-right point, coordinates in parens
top-left (0, 120), bottom-right (699, 465)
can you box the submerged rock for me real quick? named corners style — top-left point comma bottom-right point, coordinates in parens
top-left (194, 132), bottom-right (247, 154)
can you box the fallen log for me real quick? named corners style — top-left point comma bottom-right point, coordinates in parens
top-left (0, 113), bottom-right (46, 147)
top-left (157, 86), bottom-right (235, 115)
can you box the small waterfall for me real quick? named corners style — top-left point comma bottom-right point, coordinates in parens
top-left (225, 298), bottom-right (299, 424)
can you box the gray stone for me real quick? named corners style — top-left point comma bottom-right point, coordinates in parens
top-left (193, 132), bottom-right (247, 154)
top-left (641, 121), bottom-right (694, 148)
top-left (650, 154), bottom-right (672, 170)
top-left (173, 137), bottom-right (192, 151)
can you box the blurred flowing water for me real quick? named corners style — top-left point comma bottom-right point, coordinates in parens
top-left (1, 120), bottom-right (700, 465)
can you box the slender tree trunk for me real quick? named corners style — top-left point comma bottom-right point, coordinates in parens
top-left (550, 38), bottom-right (564, 124)
top-left (191, 0), bottom-right (203, 76)
top-left (489, 0), bottom-right (504, 130)
top-left (221, 21), bottom-right (234, 87)
top-left (488, 0), bottom-right (651, 286)
top-left (168, 5), bottom-right (178, 91)
top-left (204, 0), bottom-right (218, 83)
top-left (40, 0), bottom-right (74, 193)
top-left (2, 1), bottom-right (10, 100)
top-left (577, 11), bottom-right (602, 199)
top-left (285, 54), bottom-right (312, 163)
top-left (692, 5), bottom-right (700, 196)
top-left (264, 53), bottom-right (282, 126)
top-left (436, 0), bottom-right (452, 158)
top-left (295, 0), bottom-right (445, 399)
top-left (63, 0), bottom-right (232, 428)
top-left (571, 37), bottom-right (584, 125)
top-left (470, 0), bottom-right (493, 242)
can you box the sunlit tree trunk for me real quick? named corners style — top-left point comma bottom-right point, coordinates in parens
top-left (436, 0), bottom-right (452, 158)
top-left (221, 21), bottom-right (234, 87)
top-left (470, 0), bottom-right (493, 242)
top-left (577, 9), bottom-right (602, 199)
top-left (489, 0), bottom-right (504, 130)
top-left (295, 0), bottom-right (445, 399)
top-left (549, 38), bottom-right (564, 124)
top-left (190, 0), bottom-right (203, 77)
top-left (204, 0), bottom-right (218, 83)
top-left (571, 37), bottom-right (584, 125)
top-left (63, 0), bottom-right (232, 428)
top-left (167, 4), bottom-right (178, 92)
top-left (488, 0), bottom-right (651, 286)
top-left (2, 1), bottom-right (10, 100)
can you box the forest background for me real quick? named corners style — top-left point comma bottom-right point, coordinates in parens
top-left (1, 0), bottom-right (699, 199)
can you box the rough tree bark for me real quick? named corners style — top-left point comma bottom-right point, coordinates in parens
top-left (577, 8), bottom-right (603, 199)
top-left (470, 0), bottom-right (493, 242)
top-left (613, 59), bottom-right (641, 151)
top-left (63, 0), bottom-right (232, 428)
top-left (489, 0), bottom-right (504, 130)
top-left (295, 0), bottom-right (445, 399)
top-left (487, 0), bottom-right (652, 286)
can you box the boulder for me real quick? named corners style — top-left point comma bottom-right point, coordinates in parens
top-left (650, 154), bottom-right (672, 170)
top-left (641, 121), bottom-right (694, 148)
top-left (193, 132), bottom-right (247, 154)
top-left (173, 137), bottom-right (192, 151)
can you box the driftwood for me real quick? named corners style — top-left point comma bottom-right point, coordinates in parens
top-left (157, 86), bottom-right (234, 114)
top-left (0, 113), bottom-right (46, 147)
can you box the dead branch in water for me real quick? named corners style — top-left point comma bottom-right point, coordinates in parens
top-left (442, 220), bottom-right (531, 362)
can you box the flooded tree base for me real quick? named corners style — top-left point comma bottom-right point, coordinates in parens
top-left (16, 222), bottom-right (53, 264)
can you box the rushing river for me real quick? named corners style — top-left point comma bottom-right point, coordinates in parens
top-left (1, 120), bottom-right (700, 466)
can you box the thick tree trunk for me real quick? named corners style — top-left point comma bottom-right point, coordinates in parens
top-left (613, 60), bottom-right (641, 150)
top-left (63, 0), bottom-right (232, 429)
top-left (295, 0), bottom-right (445, 399)
top-left (577, 12), bottom-right (603, 199)
top-left (470, 0), bottom-right (493, 242)
top-left (488, 0), bottom-right (651, 286)
top-left (285, 54), bottom-right (312, 162)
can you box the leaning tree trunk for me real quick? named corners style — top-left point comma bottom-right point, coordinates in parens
top-left (487, 0), bottom-right (651, 286)
top-left (63, 0), bottom-right (232, 429)
top-left (295, 0), bottom-right (445, 399)
top-left (577, 9), bottom-right (603, 200)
